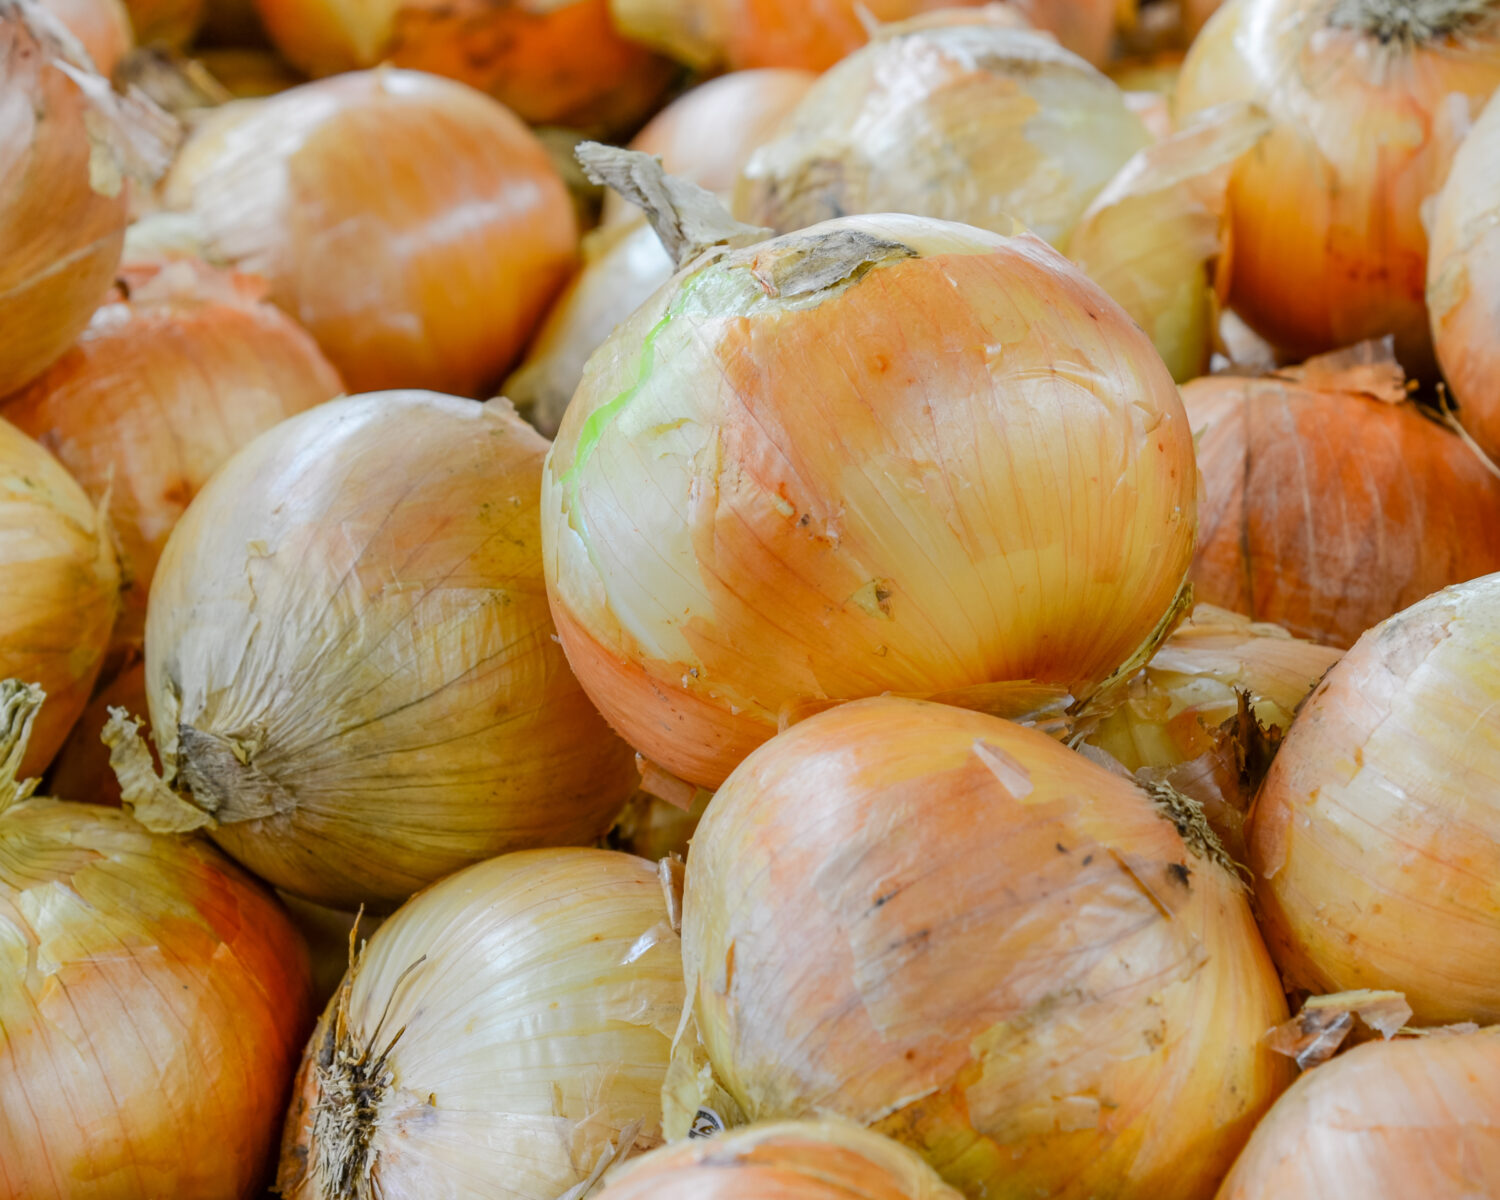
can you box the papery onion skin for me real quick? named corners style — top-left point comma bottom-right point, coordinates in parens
top-left (160, 69), bottom-right (577, 396)
top-left (39, 0), bottom-right (130, 73)
top-left (594, 1118), bottom-right (964, 1200)
top-left (134, 391), bottom-right (637, 910)
top-left (543, 212), bottom-right (1195, 789)
top-left (1216, 1028), bottom-right (1500, 1198)
top-left (732, 23), bottom-right (1151, 250)
top-left (277, 847), bottom-right (685, 1200)
top-left (1249, 575), bottom-right (1500, 1025)
top-left (1175, 0), bottom-right (1500, 376)
top-left (1428, 91), bottom-right (1500, 462)
top-left (676, 697), bottom-right (1292, 1198)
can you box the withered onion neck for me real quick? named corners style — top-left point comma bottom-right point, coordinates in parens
top-left (1327, 0), bottom-right (1498, 43)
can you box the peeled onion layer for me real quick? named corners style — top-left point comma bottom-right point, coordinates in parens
top-left (111, 391), bottom-right (636, 911)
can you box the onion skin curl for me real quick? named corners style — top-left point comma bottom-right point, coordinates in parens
top-left (1250, 574), bottom-right (1500, 1025)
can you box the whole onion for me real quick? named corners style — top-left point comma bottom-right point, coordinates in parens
top-left (160, 69), bottom-right (577, 396)
top-left (1250, 573), bottom-right (1500, 1025)
top-left (39, 0), bottom-right (130, 73)
top-left (108, 391), bottom-right (637, 910)
top-left (277, 847), bottom-right (685, 1200)
top-left (0, 680), bottom-right (314, 1200)
top-left (672, 697), bottom-right (1292, 1198)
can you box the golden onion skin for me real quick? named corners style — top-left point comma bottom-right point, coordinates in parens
top-left (677, 698), bottom-right (1292, 1199)
top-left (1250, 575), bottom-right (1500, 1025)
top-left (1216, 1028), bottom-right (1500, 1198)
top-left (1175, 0), bottom-right (1500, 376)
top-left (542, 213), bottom-right (1196, 789)
top-left (141, 391), bottom-right (636, 910)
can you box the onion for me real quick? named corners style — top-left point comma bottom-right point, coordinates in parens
top-left (0, 253), bottom-right (344, 661)
top-left (1185, 341), bottom-right (1500, 649)
top-left (160, 69), bottom-right (578, 396)
top-left (39, 0), bottom-right (130, 73)
top-left (732, 22), bottom-right (1151, 251)
top-left (594, 1118), bottom-right (963, 1200)
top-left (1107, 52), bottom-right (1183, 140)
top-left (277, 847), bottom-right (685, 1200)
top-left (106, 390), bottom-right (637, 910)
top-left (1175, 0), bottom-right (1500, 377)
top-left (0, 679), bottom-right (314, 1200)
top-left (193, 47), bottom-right (305, 98)
top-left (1217, 1027), bottom-right (1500, 1198)
top-left (276, 892), bottom-right (384, 1009)
top-left (1428, 91), bottom-right (1500, 462)
top-left (47, 654), bottom-right (146, 805)
top-left (1250, 574), bottom-right (1500, 1025)
top-left (670, 697), bottom-right (1292, 1197)
top-left (119, 0), bottom-right (199, 44)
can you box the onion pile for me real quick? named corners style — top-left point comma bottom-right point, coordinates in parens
top-left (108, 391), bottom-right (637, 910)
top-left (0, 679), bottom-right (314, 1200)
top-left (277, 847), bottom-right (685, 1200)
top-left (160, 69), bottom-right (577, 396)
top-left (672, 697), bottom-right (1292, 1197)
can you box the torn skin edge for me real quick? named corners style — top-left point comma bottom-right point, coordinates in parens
top-left (100, 706), bottom-right (214, 833)
top-left (0, 680), bottom-right (44, 815)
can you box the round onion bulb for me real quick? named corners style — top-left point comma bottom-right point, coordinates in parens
top-left (109, 391), bottom-right (637, 911)
top-left (277, 847), bottom-right (686, 1200)
top-left (1250, 573), bottom-right (1500, 1025)
top-left (671, 697), bottom-right (1292, 1197)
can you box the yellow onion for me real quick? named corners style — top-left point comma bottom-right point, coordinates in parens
top-left (0, 679), bottom-right (315, 1200)
top-left (161, 69), bottom-right (578, 396)
top-left (107, 391), bottom-right (637, 910)
top-left (594, 1118), bottom-right (963, 1200)
top-left (47, 654), bottom-right (146, 805)
top-left (277, 847), bottom-right (685, 1200)
top-left (670, 697), bottom-right (1292, 1197)
top-left (193, 47), bottom-right (305, 97)
top-left (119, 0), bottom-right (199, 44)
top-left (1250, 574), bottom-right (1500, 1025)
top-left (0, 253), bottom-right (344, 660)
top-left (1428, 91), bottom-right (1500, 462)
top-left (1107, 52), bottom-right (1184, 140)
top-left (1175, 0), bottom-right (1500, 377)
top-left (733, 22), bottom-right (1149, 250)
top-left (1217, 1027), bottom-right (1500, 1198)
top-left (39, 0), bottom-right (130, 73)
top-left (1186, 341), bottom-right (1500, 649)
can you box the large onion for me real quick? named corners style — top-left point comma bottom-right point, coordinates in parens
top-left (160, 69), bottom-right (577, 396)
top-left (1217, 1028), bottom-right (1500, 1198)
top-left (108, 391), bottom-right (637, 910)
top-left (671, 697), bottom-right (1292, 1197)
top-left (1175, 0), bottom-right (1500, 376)
top-left (0, 680), bottom-right (314, 1200)
top-left (1185, 342), bottom-right (1500, 649)
top-left (733, 21), bottom-right (1151, 250)
top-left (277, 847), bottom-right (685, 1200)
top-left (1250, 574), bottom-right (1500, 1025)
top-left (1428, 91), bottom-right (1500, 461)
top-left (39, 0), bottom-right (130, 73)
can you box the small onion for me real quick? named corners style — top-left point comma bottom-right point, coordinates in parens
top-left (1185, 341), bottom-right (1500, 649)
top-left (0, 680), bottom-right (314, 1200)
top-left (1175, 0), bottom-right (1500, 376)
top-left (733, 22), bottom-right (1151, 250)
top-left (594, 1118), bottom-right (963, 1200)
top-left (672, 697), bottom-right (1292, 1197)
top-left (161, 69), bottom-right (578, 396)
top-left (277, 847), bottom-right (685, 1200)
top-left (1217, 1028), bottom-right (1500, 1198)
top-left (39, 0), bottom-right (131, 73)
top-left (108, 391), bottom-right (637, 910)
top-left (1428, 91), bottom-right (1500, 462)
top-left (1250, 574), bottom-right (1500, 1025)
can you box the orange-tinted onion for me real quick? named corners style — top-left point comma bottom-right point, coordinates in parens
top-left (672, 697), bottom-right (1292, 1197)
top-left (0, 680), bottom-right (314, 1200)
top-left (542, 213), bottom-right (1196, 789)
top-left (1185, 343), bottom-right (1500, 649)
top-left (39, 0), bottom-right (130, 72)
top-left (1217, 1028), bottom-right (1500, 1198)
top-left (119, 0), bottom-right (199, 44)
top-left (161, 70), bottom-right (577, 396)
top-left (1175, 0), bottom-right (1500, 376)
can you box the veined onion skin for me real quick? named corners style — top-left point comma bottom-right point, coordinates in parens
top-left (1175, 0), bottom-right (1500, 376)
top-left (277, 848), bottom-right (685, 1200)
top-left (161, 69), bottom-right (577, 397)
top-left (0, 681), bottom-right (314, 1200)
top-left (1216, 1028), bottom-right (1500, 1198)
top-left (1428, 91), bottom-right (1500, 462)
top-left (118, 391), bottom-right (637, 911)
top-left (543, 212), bottom-right (1195, 789)
top-left (39, 0), bottom-right (130, 73)
top-left (1250, 575), bottom-right (1500, 1025)
top-left (675, 697), bottom-right (1292, 1198)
